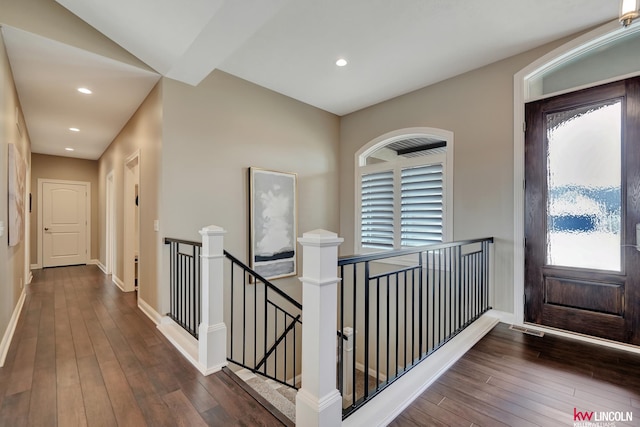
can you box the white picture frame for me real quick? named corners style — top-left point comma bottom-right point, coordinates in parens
top-left (249, 167), bottom-right (298, 280)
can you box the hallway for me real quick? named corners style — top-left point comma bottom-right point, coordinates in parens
top-left (0, 265), bottom-right (284, 426)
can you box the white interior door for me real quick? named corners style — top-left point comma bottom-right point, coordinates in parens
top-left (42, 181), bottom-right (88, 267)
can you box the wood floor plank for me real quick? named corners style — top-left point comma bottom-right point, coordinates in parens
top-left (4, 336), bottom-right (37, 396)
top-left (438, 368), bottom-right (566, 426)
top-left (98, 358), bottom-right (147, 426)
top-left (162, 389), bottom-right (208, 427)
top-left (57, 384), bottom-right (88, 427)
top-left (0, 390), bottom-right (31, 427)
top-left (27, 366), bottom-right (56, 427)
top-left (77, 355), bottom-right (118, 427)
top-left (393, 396), bottom-right (472, 427)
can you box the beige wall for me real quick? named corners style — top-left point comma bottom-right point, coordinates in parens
top-left (0, 31), bottom-right (31, 356)
top-left (30, 154), bottom-right (99, 264)
top-left (161, 71), bottom-right (340, 311)
top-left (339, 38), bottom-right (574, 314)
top-left (98, 82), bottom-right (162, 310)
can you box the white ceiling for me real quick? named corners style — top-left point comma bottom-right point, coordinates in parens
top-left (1, 26), bottom-right (160, 160)
top-left (2, 0), bottom-right (620, 160)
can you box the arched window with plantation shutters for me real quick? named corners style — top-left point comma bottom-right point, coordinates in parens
top-left (356, 129), bottom-right (452, 252)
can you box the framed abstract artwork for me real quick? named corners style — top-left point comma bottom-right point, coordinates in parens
top-left (249, 167), bottom-right (297, 280)
top-left (8, 143), bottom-right (26, 247)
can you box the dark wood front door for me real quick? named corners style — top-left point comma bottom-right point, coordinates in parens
top-left (524, 77), bottom-right (640, 345)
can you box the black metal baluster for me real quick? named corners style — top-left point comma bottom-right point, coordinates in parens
top-left (339, 265), bottom-right (344, 396)
top-left (263, 287), bottom-right (268, 375)
top-left (243, 265), bottom-right (247, 365)
top-left (363, 261), bottom-right (370, 400)
top-left (376, 277), bottom-right (380, 389)
top-left (352, 265), bottom-right (357, 406)
top-left (403, 271), bottom-right (407, 373)
top-left (418, 252), bottom-right (424, 358)
top-left (448, 246), bottom-right (452, 337)
top-left (395, 271), bottom-right (399, 377)
top-left (386, 272), bottom-right (390, 386)
top-left (411, 267), bottom-right (415, 365)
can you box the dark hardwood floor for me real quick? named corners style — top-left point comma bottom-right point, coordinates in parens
top-left (4, 265), bottom-right (640, 426)
top-left (0, 265), bottom-right (284, 426)
top-left (391, 323), bottom-right (640, 427)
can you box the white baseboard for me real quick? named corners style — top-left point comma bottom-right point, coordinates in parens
top-left (157, 316), bottom-right (217, 376)
top-left (0, 289), bottom-right (26, 367)
top-left (89, 259), bottom-right (107, 274)
top-left (343, 313), bottom-right (500, 427)
top-left (25, 272), bottom-right (33, 285)
top-left (112, 275), bottom-right (126, 292)
top-left (138, 298), bottom-right (162, 325)
top-left (30, 263), bottom-right (40, 270)
top-left (487, 309), bottom-right (516, 324)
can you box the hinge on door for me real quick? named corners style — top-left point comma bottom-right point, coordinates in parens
top-left (524, 238), bottom-right (527, 248)
top-left (523, 122), bottom-right (526, 132)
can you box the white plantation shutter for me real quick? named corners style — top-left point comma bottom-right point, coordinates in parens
top-left (400, 164), bottom-right (443, 246)
top-left (361, 170), bottom-right (394, 249)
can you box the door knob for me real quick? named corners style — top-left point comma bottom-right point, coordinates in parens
top-left (44, 227), bottom-right (49, 231)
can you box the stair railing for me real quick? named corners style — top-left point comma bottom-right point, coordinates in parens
top-left (337, 237), bottom-right (494, 418)
top-left (224, 250), bottom-right (302, 389)
top-left (164, 237), bottom-right (202, 338)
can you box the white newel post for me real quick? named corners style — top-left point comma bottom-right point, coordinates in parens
top-left (296, 229), bottom-right (344, 427)
top-left (198, 225), bottom-right (228, 375)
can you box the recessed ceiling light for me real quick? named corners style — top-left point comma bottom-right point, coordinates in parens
top-left (69, 127), bottom-right (80, 132)
top-left (65, 147), bottom-right (75, 151)
top-left (336, 58), bottom-right (348, 67)
top-left (77, 87), bottom-right (92, 95)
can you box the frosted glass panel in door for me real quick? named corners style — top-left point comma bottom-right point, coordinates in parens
top-left (546, 100), bottom-right (622, 271)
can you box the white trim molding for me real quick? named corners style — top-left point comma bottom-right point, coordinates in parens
top-left (112, 275), bottom-right (126, 292)
top-left (89, 259), bottom-right (107, 274)
top-left (138, 298), bottom-right (162, 325)
top-left (37, 178), bottom-right (91, 269)
top-left (0, 289), bottom-right (26, 367)
top-left (157, 316), bottom-right (221, 376)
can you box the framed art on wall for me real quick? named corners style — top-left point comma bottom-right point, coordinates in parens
top-left (249, 167), bottom-right (297, 280)
top-left (8, 144), bottom-right (26, 247)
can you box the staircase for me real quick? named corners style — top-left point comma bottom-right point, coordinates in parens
top-left (234, 368), bottom-right (297, 424)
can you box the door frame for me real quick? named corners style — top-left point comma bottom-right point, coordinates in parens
top-left (105, 170), bottom-right (115, 275)
top-left (122, 150), bottom-right (140, 293)
top-left (513, 20), bottom-right (640, 328)
top-left (37, 178), bottom-right (91, 269)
